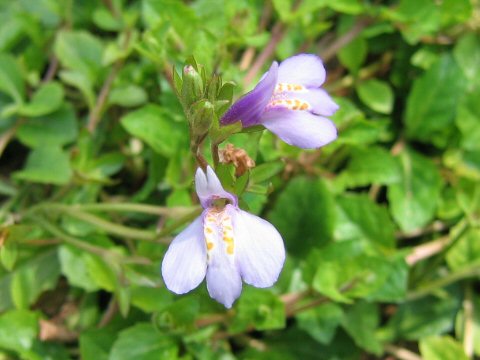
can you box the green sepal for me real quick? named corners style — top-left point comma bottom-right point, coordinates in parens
top-left (190, 99), bottom-right (214, 138)
top-left (209, 120), bottom-right (242, 145)
top-left (181, 65), bottom-right (203, 109)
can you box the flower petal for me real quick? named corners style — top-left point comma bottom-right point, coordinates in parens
top-left (195, 167), bottom-right (237, 207)
top-left (287, 88), bottom-right (339, 116)
top-left (206, 254), bottom-right (242, 309)
top-left (194, 167), bottom-right (209, 207)
top-left (230, 208), bottom-right (285, 288)
top-left (277, 54), bottom-right (326, 88)
top-left (161, 215), bottom-right (207, 294)
top-left (261, 109), bottom-right (337, 149)
top-left (221, 62), bottom-right (278, 127)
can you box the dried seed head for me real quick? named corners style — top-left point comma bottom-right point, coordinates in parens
top-left (219, 144), bottom-right (255, 177)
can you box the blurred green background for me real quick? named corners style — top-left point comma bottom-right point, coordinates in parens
top-left (0, 0), bottom-right (479, 359)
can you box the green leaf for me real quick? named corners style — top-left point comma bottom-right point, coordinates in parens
top-left (387, 148), bottom-right (443, 232)
top-left (342, 301), bottom-right (382, 354)
top-left (306, 241), bottom-right (407, 303)
top-left (337, 146), bottom-right (401, 188)
top-left (455, 178), bottom-right (480, 218)
top-left (420, 336), bottom-right (468, 360)
top-left (58, 245), bottom-right (99, 291)
top-left (444, 149), bottom-right (480, 181)
top-left (229, 287), bottom-right (285, 333)
top-left (440, 0), bottom-right (472, 25)
top-left (0, 16), bottom-right (24, 52)
top-left (379, 293), bottom-right (460, 341)
top-left (155, 297), bottom-right (199, 332)
top-left (365, 256), bottom-right (408, 302)
top-left (116, 285), bottom-right (131, 317)
top-left (319, 0), bottom-right (364, 14)
top-left (80, 328), bottom-right (116, 360)
top-left (84, 254), bottom-right (117, 292)
top-left (0, 225), bottom-right (27, 271)
top-left (10, 250), bottom-right (60, 309)
top-left (453, 33), bottom-right (480, 83)
top-left (338, 118), bottom-right (391, 145)
top-left (17, 104), bottom-right (78, 148)
top-left (14, 145), bottom-right (72, 185)
top-left (0, 272), bottom-right (13, 312)
top-left (0, 53), bottom-right (25, 104)
top-left (54, 30), bottom-right (103, 84)
top-left (296, 303), bottom-right (344, 344)
top-left (302, 242), bottom-right (351, 292)
top-left (17, 82), bottom-right (64, 117)
top-left (109, 85), bottom-right (148, 108)
top-left (356, 79), bottom-right (393, 114)
top-left (131, 286), bottom-right (173, 313)
top-left (338, 36), bottom-right (367, 74)
top-left (268, 177), bottom-right (335, 257)
top-left (121, 104), bottom-right (187, 157)
top-left (405, 55), bottom-right (465, 147)
top-left (59, 70), bottom-right (96, 109)
top-left (387, 0), bottom-right (441, 44)
top-left (92, 7), bottom-right (123, 31)
top-left (18, 0), bottom-right (61, 27)
top-left (336, 194), bottom-right (395, 249)
top-left (456, 85), bottom-right (480, 151)
top-left (446, 228), bottom-right (480, 271)
top-left (272, 0), bottom-right (294, 21)
top-left (109, 323), bottom-right (178, 360)
top-left (256, 326), bottom-right (360, 359)
top-left (250, 161), bottom-right (284, 184)
top-left (0, 237), bottom-right (18, 271)
top-left (312, 261), bottom-right (353, 303)
top-left (0, 310), bottom-right (38, 353)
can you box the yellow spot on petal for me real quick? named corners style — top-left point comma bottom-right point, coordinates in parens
top-left (207, 242), bottom-right (214, 250)
top-left (227, 245), bottom-right (234, 255)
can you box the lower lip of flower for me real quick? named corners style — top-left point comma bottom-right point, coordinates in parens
top-left (204, 208), bottom-right (235, 259)
top-left (267, 83), bottom-right (311, 111)
top-left (268, 98), bottom-right (310, 111)
top-left (275, 83), bottom-right (306, 92)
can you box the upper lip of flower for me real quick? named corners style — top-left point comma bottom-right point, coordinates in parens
top-left (161, 166), bottom-right (285, 308)
top-left (220, 53), bottom-right (339, 149)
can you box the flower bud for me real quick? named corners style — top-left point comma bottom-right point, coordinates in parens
top-left (181, 65), bottom-right (203, 108)
top-left (190, 99), bottom-right (214, 138)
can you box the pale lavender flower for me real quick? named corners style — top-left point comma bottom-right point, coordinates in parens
top-left (161, 166), bottom-right (285, 308)
top-left (221, 54), bottom-right (339, 149)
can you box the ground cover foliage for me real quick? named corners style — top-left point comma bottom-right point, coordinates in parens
top-left (0, 0), bottom-right (479, 359)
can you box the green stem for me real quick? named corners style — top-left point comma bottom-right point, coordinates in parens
top-left (33, 216), bottom-right (111, 257)
top-left (211, 142), bottom-right (220, 168)
top-left (406, 265), bottom-right (480, 301)
top-left (28, 203), bottom-right (202, 243)
top-left (29, 203), bottom-right (156, 241)
top-left (463, 283), bottom-right (474, 358)
top-left (57, 206), bottom-right (157, 241)
top-left (58, 203), bottom-right (196, 216)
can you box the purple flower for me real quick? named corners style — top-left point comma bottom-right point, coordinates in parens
top-left (221, 54), bottom-right (339, 149)
top-left (161, 166), bottom-right (285, 308)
